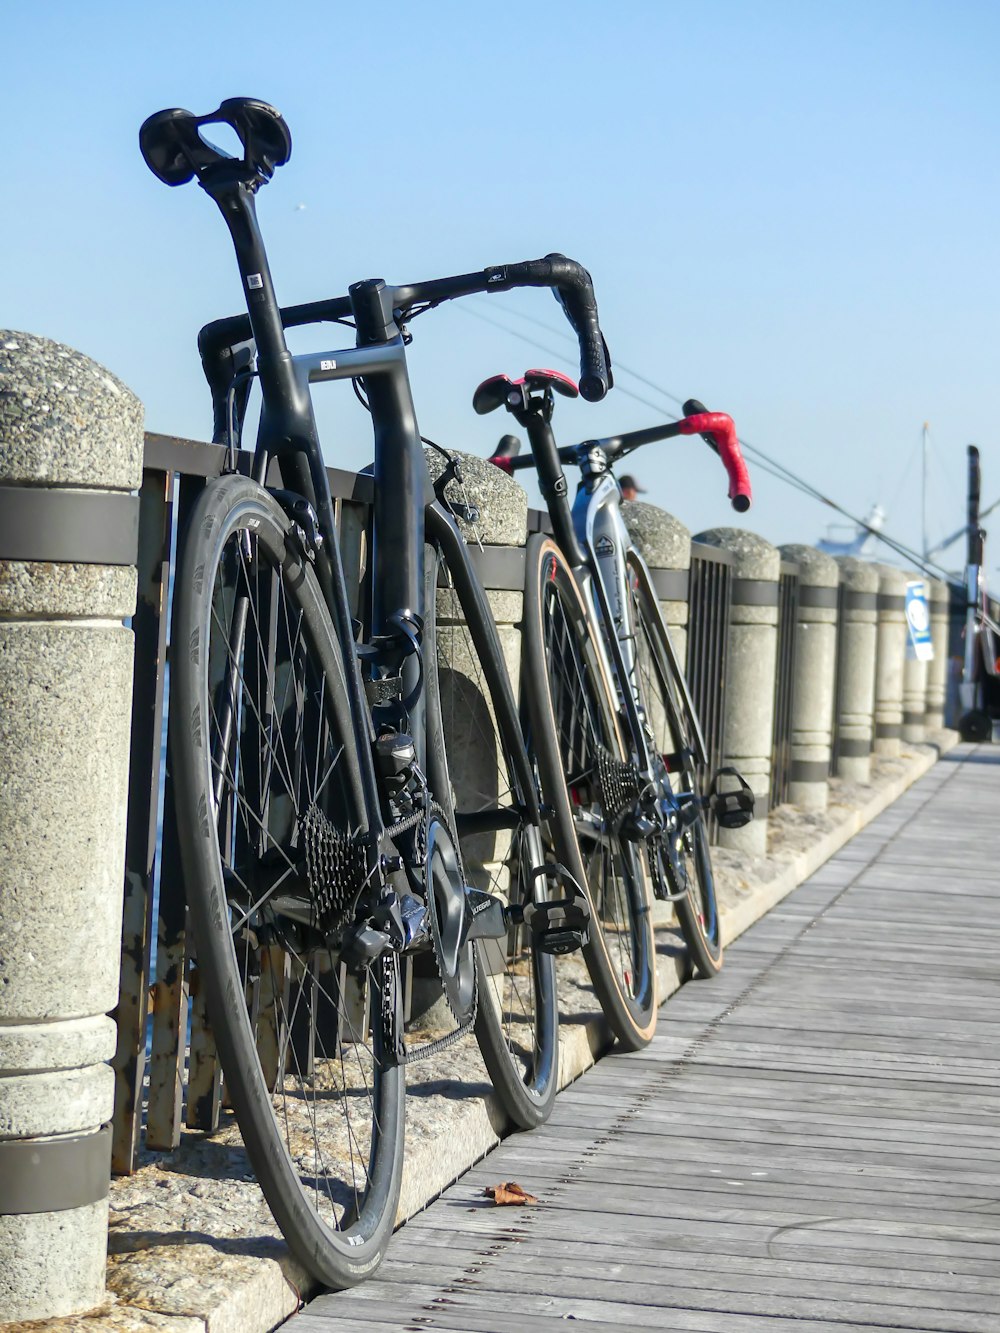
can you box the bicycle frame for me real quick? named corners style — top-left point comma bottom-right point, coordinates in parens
top-left (503, 392), bottom-right (708, 783)
top-left (242, 328), bottom-right (539, 847)
top-left (148, 104), bottom-right (609, 872)
top-left (569, 455), bottom-right (709, 777)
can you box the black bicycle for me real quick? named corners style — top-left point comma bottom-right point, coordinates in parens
top-left (479, 371), bottom-right (755, 1048)
top-left (140, 98), bottom-right (611, 1287)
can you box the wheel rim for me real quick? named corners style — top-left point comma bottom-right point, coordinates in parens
top-left (433, 561), bottom-right (556, 1106)
top-left (190, 506), bottom-right (396, 1242)
top-left (538, 554), bottom-right (653, 1015)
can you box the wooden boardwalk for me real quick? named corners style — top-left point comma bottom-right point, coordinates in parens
top-left (290, 744), bottom-right (1000, 1332)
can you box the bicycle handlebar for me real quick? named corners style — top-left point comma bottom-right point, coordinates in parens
top-left (679, 399), bottom-right (752, 513)
top-left (490, 403), bottom-right (753, 513)
top-left (198, 254), bottom-right (611, 442)
top-left (482, 255), bottom-right (611, 402)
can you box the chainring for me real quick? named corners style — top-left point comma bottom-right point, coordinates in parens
top-left (424, 811), bottom-right (478, 1029)
top-left (649, 757), bottom-right (697, 902)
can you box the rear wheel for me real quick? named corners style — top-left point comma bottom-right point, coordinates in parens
top-left (522, 535), bottom-right (656, 1050)
top-left (627, 551), bottom-right (723, 977)
top-left (425, 538), bottom-right (559, 1127)
top-left (170, 475), bottom-right (405, 1289)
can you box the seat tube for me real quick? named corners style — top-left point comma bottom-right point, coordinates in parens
top-left (525, 416), bottom-right (586, 567)
top-left (351, 280), bottom-right (430, 750)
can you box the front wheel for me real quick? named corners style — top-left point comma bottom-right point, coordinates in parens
top-left (626, 551), bottom-right (723, 977)
top-left (521, 535), bottom-right (657, 1050)
top-left (170, 475), bottom-right (405, 1289)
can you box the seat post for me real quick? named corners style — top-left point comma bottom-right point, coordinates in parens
top-left (521, 406), bottom-right (586, 568)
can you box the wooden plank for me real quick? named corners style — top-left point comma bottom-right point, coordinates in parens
top-left (378, 1229), bottom-right (1000, 1295)
top-left (300, 1295), bottom-right (902, 1333)
top-left (347, 1263), bottom-right (1000, 1331)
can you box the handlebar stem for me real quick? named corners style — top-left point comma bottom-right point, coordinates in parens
top-left (350, 278), bottom-right (398, 346)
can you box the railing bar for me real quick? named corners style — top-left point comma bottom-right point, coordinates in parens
top-left (146, 471), bottom-right (204, 1151)
top-left (111, 468), bottom-right (173, 1174)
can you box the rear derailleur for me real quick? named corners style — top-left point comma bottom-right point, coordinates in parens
top-left (339, 729), bottom-right (590, 974)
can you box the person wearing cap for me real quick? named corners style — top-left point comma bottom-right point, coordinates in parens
top-left (618, 474), bottom-right (646, 502)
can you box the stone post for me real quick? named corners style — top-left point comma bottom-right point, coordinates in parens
top-left (693, 528), bottom-right (779, 855)
top-left (873, 563), bottom-right (907, 757)
top-left (0, 333), bottom-right (141, 1319)
top-left (832, 556), bottom-right (879, 781)
top-left (778, 545), bottom-right (838, 810)
top-left (902, 577), bottom-right (928, 744)
top-left (622, 502), bottom-right (692, 670)
top-left (925, 577), bottom-right (950, 732)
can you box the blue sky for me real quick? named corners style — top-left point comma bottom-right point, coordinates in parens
top-left (3, 1), bottom-right (998, 567)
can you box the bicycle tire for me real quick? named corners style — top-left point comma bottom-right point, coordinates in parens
top-left (170, 474), bottom-right (405, 1288)
top-left (424, 537), bottom-right (559, 1127)
top-left (522, 534), bottom-right (657, 1050)
top-left (625, 551), bottom-right (723, 977)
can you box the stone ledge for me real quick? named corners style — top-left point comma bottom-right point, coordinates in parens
top-left (8, 731), bottom-right (957, 1333)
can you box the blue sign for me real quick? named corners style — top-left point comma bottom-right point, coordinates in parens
top-left (905, 581), bottom-right (934, 661)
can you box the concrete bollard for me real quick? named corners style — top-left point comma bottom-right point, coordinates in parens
top-left (622, 502), bottom-right (692, 670)
top-left (694, 528), bottom-right (779, 855)
top-left (422, 449), bottom-right (528, 988)
top-left (0, 332), bottom-right (141, 1319)
top-left (902, 576), bottom-right (928, 744)
top-left (873, 564), bottom-right (907, 758)
top-left (778, 545), bottom-right (839, 811)
top-left (925, 577), bottom-right (950, 731)
top-left (832, 556), bottom-right (879, 781)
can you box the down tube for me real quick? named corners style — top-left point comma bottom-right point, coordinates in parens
top-left (424, 502), bottom-right (541, 826)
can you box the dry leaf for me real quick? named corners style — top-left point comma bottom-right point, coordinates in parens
top-left (482, 1181), bottom-right (538, 1206)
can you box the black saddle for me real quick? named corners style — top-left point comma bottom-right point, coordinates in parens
top-left (139, 97), bottom-right (291, 190)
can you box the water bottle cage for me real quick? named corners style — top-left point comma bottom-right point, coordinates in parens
top-left (432, 457), bottom-right (481, 525)
top-left (709, 766), bottom-right (755, 829)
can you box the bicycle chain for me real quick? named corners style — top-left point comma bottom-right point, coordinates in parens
top-left (405, 1009), bottom-right (476, 1063)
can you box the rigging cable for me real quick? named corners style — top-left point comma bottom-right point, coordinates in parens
top-left (459, 300), bottom-right (964, 586)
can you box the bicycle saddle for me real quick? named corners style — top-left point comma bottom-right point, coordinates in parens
top-left (473, 369), bottom-right (579, 415)
top-left (139, 98), bottom-right (291, 188)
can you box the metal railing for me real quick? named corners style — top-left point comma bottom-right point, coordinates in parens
top-left (112, 434), bottom-right (371, 1173)
top-left (686, 542), bottom-right (733, 840)
top-left (769, 560), bottom-right (800, 809)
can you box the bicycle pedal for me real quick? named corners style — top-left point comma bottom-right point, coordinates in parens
top-left (709, 766), bottom-right (755, 829)
top-left (508, 898), bottom-right (591, 956)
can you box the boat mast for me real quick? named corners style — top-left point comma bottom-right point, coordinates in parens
top-left (922, 421), bottom-right (930, 560)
